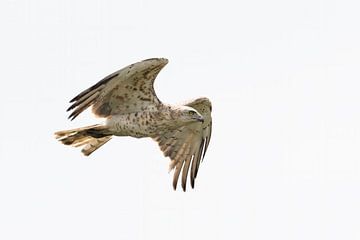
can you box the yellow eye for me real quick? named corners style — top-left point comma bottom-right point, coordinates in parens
top-left (189, 110), bottom-right (196, 115)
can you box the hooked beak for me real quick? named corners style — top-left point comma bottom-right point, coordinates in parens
top-left (195, 116), bottom-right (204, 123)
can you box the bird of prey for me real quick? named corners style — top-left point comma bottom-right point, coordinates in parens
top-left (55, 58), bottom-right (212, 191)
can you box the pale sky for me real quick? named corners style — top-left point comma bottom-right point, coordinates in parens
top-left (1, 0), bottom-right (360, 239)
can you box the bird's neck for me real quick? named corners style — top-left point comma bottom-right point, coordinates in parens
top-left (150, 104), bottom-right (184, 130)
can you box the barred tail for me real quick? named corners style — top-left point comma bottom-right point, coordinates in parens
top-left (54, 124), bottom-right (112, 156)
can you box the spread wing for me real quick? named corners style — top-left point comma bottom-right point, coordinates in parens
top-left (67, 58), bottom-right (168, 120)
top-left (153, 97), bottom-right (212, 191)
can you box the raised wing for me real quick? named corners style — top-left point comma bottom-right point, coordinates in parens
top-left (153, 97), bottom-right (212, 191)
top-left (67, 58), bottom-right (168, 120)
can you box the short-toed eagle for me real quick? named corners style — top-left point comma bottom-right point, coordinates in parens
top-left (55, 58), bottom-right (212, 191)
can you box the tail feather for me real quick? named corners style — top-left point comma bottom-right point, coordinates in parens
top-left (54, 124), bottom-right (112, 156)
top-left (81, 137), bottom-right (111, 156)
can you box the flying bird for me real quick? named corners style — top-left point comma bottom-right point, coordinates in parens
top-left (55, 58), bottom-right (212, 191)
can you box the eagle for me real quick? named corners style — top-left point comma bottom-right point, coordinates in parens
top-left (55, 58), bottom-right (212, 191)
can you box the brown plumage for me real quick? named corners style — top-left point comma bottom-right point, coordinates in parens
top-left (55, 58), bottom-right (212, 191)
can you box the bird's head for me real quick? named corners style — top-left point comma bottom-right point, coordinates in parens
top-left (175, 106), bottom-right (204, 124)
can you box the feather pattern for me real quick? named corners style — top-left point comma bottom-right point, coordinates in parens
top-left (67, 58), bottom-right (168, 120)
top-left (55, 58), bottom-right (212, 191)
top-left (153, 97), bottom-right (212, 191)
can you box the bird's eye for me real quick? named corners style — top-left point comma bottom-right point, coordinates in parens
top-left (189, 110), bottom-right (196, 115)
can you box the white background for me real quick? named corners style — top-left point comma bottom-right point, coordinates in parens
top-left (1, 0), bottom-right (360, 239)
